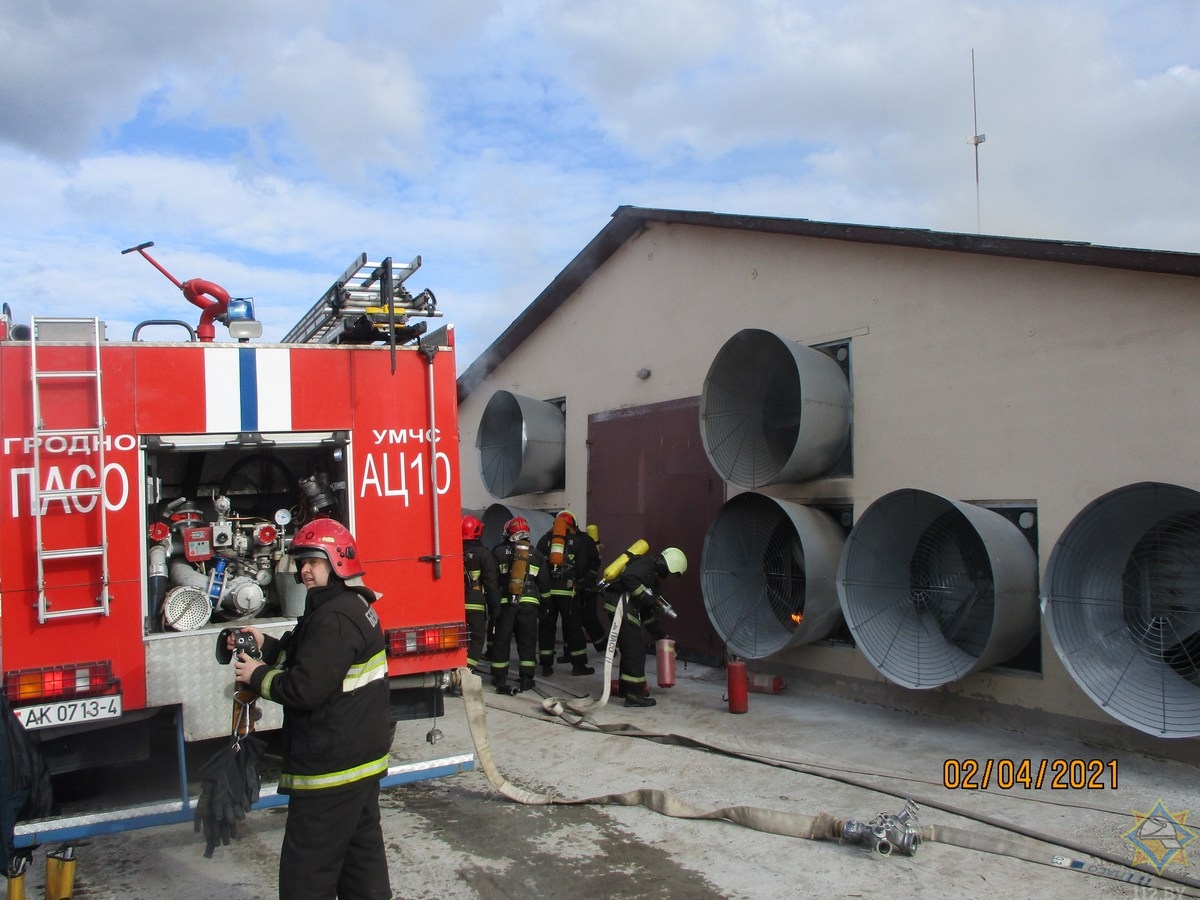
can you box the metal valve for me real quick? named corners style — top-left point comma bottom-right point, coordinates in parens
top-left (841, 799), bottom-right (922, 856)
top-left (652, 593), bottom-right (679, 619)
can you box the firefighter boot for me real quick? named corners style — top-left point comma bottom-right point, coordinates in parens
top-left (44, 847), bottom-right (76, 900)
top-left (519, 673), bottom-right (536, 693)
top-left (541, 663), bottom-right (554, 677)
top-left (623, 691), bottom-right (657, 708)
top-left (572, 661), bottom-right (596, 676)
top-left (493, 676), bottom-right (519, 696)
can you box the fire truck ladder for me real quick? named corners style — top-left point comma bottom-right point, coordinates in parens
top-left (282, 253), bottom-right (439, 346)
top-left (29, 317), bottom-right (111, 622)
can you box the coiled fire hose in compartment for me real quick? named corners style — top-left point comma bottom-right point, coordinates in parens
top-left (454, 600), bottom-right (1200, 896)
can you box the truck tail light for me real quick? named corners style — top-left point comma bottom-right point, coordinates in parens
top-left (4, 661), bottom-right (120, 703)
top-left (384, 623), bottom-right (469, 658)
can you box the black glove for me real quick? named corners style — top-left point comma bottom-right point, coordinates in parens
top-left (213, 770), bottom-right (243, 851)
top-left (195, 775), bottom-right (223, 858)
top-left (238, 735), bottom-right (267, 809)
top-left (195, 745), bottom-right (249, 858)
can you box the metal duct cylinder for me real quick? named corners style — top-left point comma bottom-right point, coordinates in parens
top-left (481, 503), bottom-right (555, 549)
top-left (702, 492), bottom-right (846, 659)
top-left (1043, 482), bottom-right (1200, 738)
top-left (700, 329), bottom-right (850, 487)
top-left (220, 575), bottom-right (267, 619)
top-left (837, 489), bottom-right (1038, 689)
top-left (476, 391), bottom-right (565, 498)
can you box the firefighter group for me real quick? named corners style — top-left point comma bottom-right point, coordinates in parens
top-left (461, 512), bottom-right (686, 708)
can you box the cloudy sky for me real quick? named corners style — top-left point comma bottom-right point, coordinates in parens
top-left (2, 1), bottom-right (1197, 371)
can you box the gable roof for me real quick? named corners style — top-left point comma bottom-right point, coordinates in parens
top-left (457, 205), bottom-right (1200, 401)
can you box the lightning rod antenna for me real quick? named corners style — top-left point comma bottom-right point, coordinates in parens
top-left (968, 49), bottom-right (986, 233)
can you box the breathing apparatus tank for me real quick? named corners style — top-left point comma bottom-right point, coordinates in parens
top-left (548, 512), bottom-right (572, 571)
top-left (508, 542), bottom-right (531, 598)
top-left (599, 539), bottom-right (649, 587)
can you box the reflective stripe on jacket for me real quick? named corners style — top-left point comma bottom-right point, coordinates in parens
top-left (252, 581), bottom-right (393, 795)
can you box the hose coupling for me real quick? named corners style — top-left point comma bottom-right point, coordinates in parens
top-left (841, 799), bottom-right (922, 856)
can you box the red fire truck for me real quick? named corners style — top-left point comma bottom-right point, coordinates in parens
top-left (0, 248), bottom-right (471, 842)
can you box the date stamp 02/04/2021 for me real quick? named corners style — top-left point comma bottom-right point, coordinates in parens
top-left (941, 757), bottom-right (1118, 790)
top-left (942, 759), bottom-right (1199, 878)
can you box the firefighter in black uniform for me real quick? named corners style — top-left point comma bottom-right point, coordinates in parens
top-left (577, 524), bottom-right (606, 652)
top-left (233, 518), bottom-right (392, 900)
top-left (604, 546), bottom-right (687, 707)
top-left (462, 514), bottom-right (501, 674)
top-left (490, 516), bottom-right (549, 694)
top-left (535, 511), bottom-right (596, 676)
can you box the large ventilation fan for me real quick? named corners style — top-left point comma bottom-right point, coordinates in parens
top-left (475, 391), bottom-right (565, 498)
top-left (837, 489), bottom-right (1038, 689)
top-left (479, 503), bottom-right (554, 550)
top-left (701, 492), bottom-right (845, 659)
top-left (700, 329), bottom-right (850, 488)
top-left (1043, 482), bottom-right (1200, 738)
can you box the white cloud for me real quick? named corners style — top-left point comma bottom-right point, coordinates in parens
top-left (1, 0), bottom-right (1197, 377)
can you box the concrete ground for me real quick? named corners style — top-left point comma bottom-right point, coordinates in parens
top-left (11, 655), bottom-right (1200, 899)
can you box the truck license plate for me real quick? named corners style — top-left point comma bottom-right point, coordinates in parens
top-left (14, 695), bottom-right (123, 730)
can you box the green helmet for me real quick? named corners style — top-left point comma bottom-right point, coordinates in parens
top-left (660, 547), bottom-right (687, 576)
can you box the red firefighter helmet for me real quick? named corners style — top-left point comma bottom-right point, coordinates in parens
top-left (503, 516), bottom-right (530, 542)
top-left (462, 515), bottom-right (484, 541)
top-left (556, 510), bottom-right (577, 532)
top-left (289, 518), bottom-right (365, 579)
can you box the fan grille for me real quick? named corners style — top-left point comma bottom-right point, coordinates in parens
top-left (910, 511), bottom-right (995, 661)
top-left (701, 492), bottom-right (845, 658)
top-left (701, 331), bottom-right (800, 488)
top-left (1044, 482), bottom-right (1200, 737)
top-left (475, 391), bottom-right (565, 498)
top-left (837, 489), bottom-right (1038, 689)
top-left (700, 329), bottom-right (850, 488)
top-left (476, 391), bottom-right (523, 498)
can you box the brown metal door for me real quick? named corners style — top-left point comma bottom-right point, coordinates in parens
top-left (587, 397), bottom-right (726, 665)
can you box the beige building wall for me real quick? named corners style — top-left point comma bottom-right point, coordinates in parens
top-left (457, 215), bottom-right (1200, 752)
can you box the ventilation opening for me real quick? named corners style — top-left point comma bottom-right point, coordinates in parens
top-left (812, 340), bottom-right (853, 479)
top-left (809, 501), bottom-right (856, 648)
top-left (1044, 482), bottom-right (1200, 738)
top-left (701, 492), bottom-right (846, 659)
top-left (700, 329), bottom-right (851, 488)
top-left (836, 489), bottom-right (1039, 689)
top-left (979, 503), bottom-right (1041, 675)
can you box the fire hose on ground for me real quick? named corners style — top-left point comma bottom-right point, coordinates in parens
top-left (454, 595), bottom-right (1200, 897)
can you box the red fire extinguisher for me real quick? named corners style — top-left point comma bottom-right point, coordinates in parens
top-left (747, 673), bottom-right (786, 694)
top-left (726, 660), bottom-right (748, 714)
top-left (656, 638), bottom-right (676, 688)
